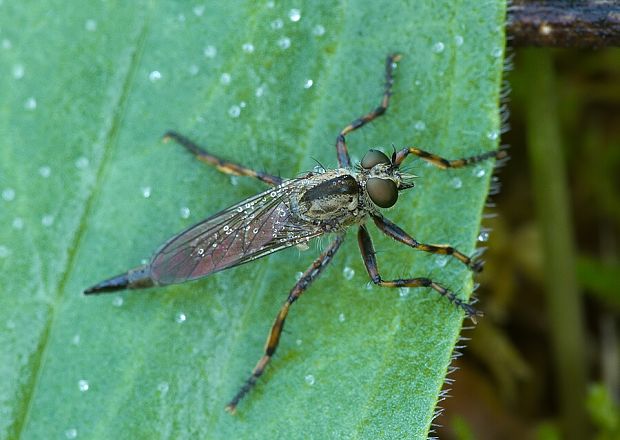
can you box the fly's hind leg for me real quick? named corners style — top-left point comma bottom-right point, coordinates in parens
top-left (226, 234), bottom-right (345, 413)
top-left (163, 131), bottom-right (283, 186)
top-left (358, 225), bottom-right (482, 322)
top-left (336, 54), bottom-right (401, 168)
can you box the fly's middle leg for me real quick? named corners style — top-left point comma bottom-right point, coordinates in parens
top-left (163, 131), bottom-right (283, 186)
top-left (372, 215), bottom-right (484, 272)
top-left (335, 54), bottom-right (401, 168)
top-left (225, 234), bottom-right (345, 413)
top-left (357, 225), bottom-right (482, 322)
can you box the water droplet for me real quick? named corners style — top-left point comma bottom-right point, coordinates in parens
top-left (295, 271), bottom-right (303, 281)
top-left (451, 177), bottom-right (462, 189)
top-left (414, 79), bottom-right (422, 86)
top-left (148, 70), bottom-right (162, 82)
top-left (478, 231), bottom-right (490, 242)
top-left (180, 206), bottom-right (190, 219)
top-left (230, 176), bottom-right (239, 186)
top-left (78, 379), bottom-right (89, 392)
top-left (141, 259), bottom-right (149, 265)
top-left (177, 13), bottom-right (186, 22)
top-left (112, 296), bottom-right (123, 307)
top-left (255, 85), bottom-right (266, 97)
top-left (432, 41), bottom-right (445, 53)
top-left (492, 47), bottom-right (503, 58)
top-left (2, 39), bottom-right (12, 49)
top-left (270, 18), bottom-right (283, 30)
top-left (85, 19), bottom-right (97, 31)
top-left (304, 374), bottom-right (315, 385)
top-left (220, 72), bottom-right (231, 85)
top-left (296, 338), bottom-right (302, 346)
top-left (399, 287), bottom-right (410, 297)
top-left (203, 45), bottom-right (217, 58)
top-left (12, 63), bottom-right (24, 79)
top-left (188, 64), bottom-right (199, 75)
top-left (41, 214), bottom-right (54, 227)
top-left (141, 186), bottom-right (152, 198)
top-left (435, 255), bottom-right (449, 267)
top-left (0, 245), bottom-right (10, 258)
top-left (24, 97), bottom-right (37, 110)
top-left (75, 156), bottom-right (89, 169)
top-left (228, 105), bottom-right (241, 118)
top-left (473, 166), bottom-right (486, 178)
top-left (486, 130), bottom-right (499, 140)
top-left (242, 42), bottom-right (255, 53)
top-left (2, 188), bottom-right (15, 201)
top-left (240, 101), bottom-right (246, 108)
top-left (38, 165), bottom-right (51, 177)
top-left (342, 266), bottom-right (355, 280)
top-left (12, 217), bottom-right (24, 229)
top-left (193, 5), bottom-right (205, 16)
top-left (65, 428), bottom-right (78, 439)
top-left (414, 120), bottom-right (426, 131)
top-left (303, 79), bottom-right (313, 89)
top-left (175, 312), bottom-right (187, 323)
top-left (266, 1), bottom-right (275, 8)
top-left (277, 37), bottom-right (291, 49)
top-left (158, 382), bottom-right (169, 393)
top-left (455, 35), bottom-right (464, 46)
top-left (312, 24), bottom-right (325, 36)
top-left (338, 312), bottom-right (345, 322)
top-left (71, 334), bottom-right (81, 345)
top-left (288, 8), bottom-right (301, 22)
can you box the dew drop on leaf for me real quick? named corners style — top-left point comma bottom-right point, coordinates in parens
top-left (78, 379), bottom-right (89, 392)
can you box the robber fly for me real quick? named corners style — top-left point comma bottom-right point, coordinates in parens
top-left (85, 54), bottom-right (506, 413)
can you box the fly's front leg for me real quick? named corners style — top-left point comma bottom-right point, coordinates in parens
top-left (393, 146), bottom-right (507, 169)
top-left (163, 130), bottom-right (283, 186)
top-left (225, 234), bottom-right (345, 413)
top-left (372, 215), bottom-right (483, 272)
top-left (357, 225), bottom-right (482, 322)
top-left (336, 54), bottom-right (401, 168)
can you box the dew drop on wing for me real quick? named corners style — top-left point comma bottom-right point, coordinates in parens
top-left (149, 183), bottom-right (322, 286)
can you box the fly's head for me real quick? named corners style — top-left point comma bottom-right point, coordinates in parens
top-left (358, 149), bottom-right (416, 209)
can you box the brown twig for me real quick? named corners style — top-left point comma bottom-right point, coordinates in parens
top-left (508, 0), bottom-right (620, 48)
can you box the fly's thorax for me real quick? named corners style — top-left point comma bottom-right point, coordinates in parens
top-left (293, 169), bottom-right (363, 228)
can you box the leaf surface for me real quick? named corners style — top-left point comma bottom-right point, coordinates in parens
top-left (0, 1), bottom-right (506, 438)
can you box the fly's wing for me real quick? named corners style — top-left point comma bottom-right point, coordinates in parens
top-left (149, 179), bottom-right (322, 285)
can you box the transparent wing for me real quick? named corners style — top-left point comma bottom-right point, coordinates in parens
top-left (149, 179), bottom-right (323, 285)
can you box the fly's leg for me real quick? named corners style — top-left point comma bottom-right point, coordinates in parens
top-left (163, 130), bottom-right (283, 186)
top-left (393, 146), bottom-right (508, 169)
top-left (372, 215), bottom-right (483, 272)
top-left (336, 54), bottom-right (401, 168)
top-left (226, 234), bottom-right (345, 413)
top-left (357, 225), bottom-right (482, 322)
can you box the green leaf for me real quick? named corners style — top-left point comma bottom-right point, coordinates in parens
top-left (0, 1), bottom-right (506, 438)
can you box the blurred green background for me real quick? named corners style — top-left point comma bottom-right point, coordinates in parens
top-left (436, 47), bottom-right (620, 440)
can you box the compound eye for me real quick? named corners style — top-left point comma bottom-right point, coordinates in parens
top-left (361, 149), bottom-right (390, 169)
top-left (367, 178), bottom-right (398, 208)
